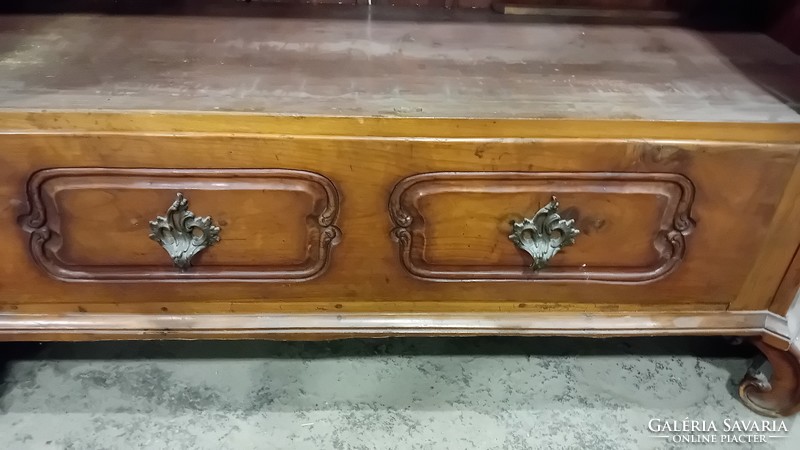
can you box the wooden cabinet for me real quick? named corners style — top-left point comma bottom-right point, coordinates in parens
top-left (1, 5), bottom-right (800, 416)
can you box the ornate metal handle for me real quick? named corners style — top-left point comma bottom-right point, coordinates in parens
top-left (149, 193), bottom-right (221, 271)
top-left (508, 196), bottom-right (580, 270)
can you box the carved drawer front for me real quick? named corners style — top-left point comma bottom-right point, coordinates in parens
top-left (390, 172), bottom-right (694, 282)
top-left (20, 168), bottom-right (341, 282)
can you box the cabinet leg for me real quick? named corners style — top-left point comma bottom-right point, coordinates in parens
top-left (738, 338), bottom-right (800, 417)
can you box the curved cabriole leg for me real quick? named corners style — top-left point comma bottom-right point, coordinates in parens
top-left (739, 338), bottom-right (800, 417)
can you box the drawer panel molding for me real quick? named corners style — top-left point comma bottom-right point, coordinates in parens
top-left (389, 171), bottom-right (695, 282)
top-left (19, 168), bottom-right (341, 282)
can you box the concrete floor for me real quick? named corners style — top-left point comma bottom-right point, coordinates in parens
top-left (0, 337), bottom-right (797, 449)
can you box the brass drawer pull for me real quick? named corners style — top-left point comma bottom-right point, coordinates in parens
top-left (508, 196), bottom-right (580, 270)
top-left (149, 193), bottom-right (221, 271)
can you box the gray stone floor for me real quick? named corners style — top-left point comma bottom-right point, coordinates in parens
top-left (0, 337), bottom-right (798, 449)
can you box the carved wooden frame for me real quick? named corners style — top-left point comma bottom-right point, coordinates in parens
top-left (19, 168), bottom-right (341, 282)
top-left (389, 171), bottom-right (695, 282)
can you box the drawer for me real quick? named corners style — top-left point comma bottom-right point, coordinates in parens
top-left (2, 131), bottom-right (798, 311)
top-left (379, 134), bottom-right (797, 306)
top-left (389, 171), bottom-right (693, 282)
top-left (19, 168), bottom-right (341, 282)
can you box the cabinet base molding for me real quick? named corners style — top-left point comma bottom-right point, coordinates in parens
top-left (0, 310), bottom-right (789, 342)
top-left (6, 310), bottom-right (800, 416)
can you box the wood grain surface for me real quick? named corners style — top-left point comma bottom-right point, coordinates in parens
top-left (0, 13), bottom-right (798, 121)
top-left (0, 310), bottom-right (778, 342)
top-left (1, 130), bottom-right (796, 312)
top-left (2, 4), bottom-right (800, 417)
top-left (389, 171), bottom-right (693, 282)
top-left (20, 168), bottom-right (341, 281)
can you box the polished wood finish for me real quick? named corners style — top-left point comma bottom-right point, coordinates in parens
top-left (0, 8), bottom-right (799, 416)
top-left (731, 160), bottom-right (800, 311)
top-left (772, 245), bottom-right (800, 315)
top-left (0, 310), bottom-right (777, 341)
top-left (20, 168), bottom-right (340, 281)
top-left (390, 171), bottom-right (694, 282)
top-left (3, 112), bottom-right (800, 142)
top-left (740, 338), bottom-right (800, 417)
top-left (2, 133), bottom-right (797, 308)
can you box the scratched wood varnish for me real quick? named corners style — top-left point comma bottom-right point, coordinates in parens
top-left (0, 13), bottom-right (798, 121)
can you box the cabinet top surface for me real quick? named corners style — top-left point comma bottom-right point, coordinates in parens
top-left (0, 12), bottom-right (798, 123)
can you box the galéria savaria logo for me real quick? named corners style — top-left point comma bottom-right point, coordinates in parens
top-left (648, 418), bottom-right (790, 444)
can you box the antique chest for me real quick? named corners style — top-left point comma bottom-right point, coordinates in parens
top-left (1, 0), bottom-right (799, 416)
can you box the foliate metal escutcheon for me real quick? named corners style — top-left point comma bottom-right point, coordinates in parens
top-left (508, 196), bottom-right (580, 270)
top-left (149, 193), bottom-right (221, 271)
